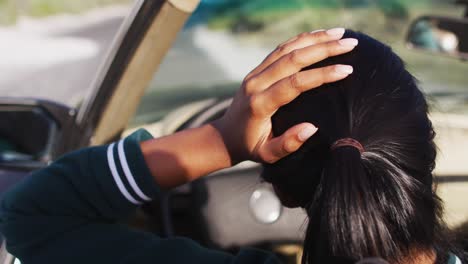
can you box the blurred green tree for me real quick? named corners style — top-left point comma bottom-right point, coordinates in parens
top-left (0, 0), bottom-right (17, 24)
top-left (377, 0), bottom-right (409, 20)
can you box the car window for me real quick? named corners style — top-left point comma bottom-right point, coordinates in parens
top-left (131, 0), bottom-right (468, 127)
top-left (0, 0), bottom-right (133, 108)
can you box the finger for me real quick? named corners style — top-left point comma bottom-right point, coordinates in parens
top-left (250, 38), bottom-right (358, 93)
top-left (258, 123), bottom-right (318, 164)
top-left (260, 28), bottom-right (346, 72)
top-left (282, 28), bottom-right (330, 44)
top-left (283, 29), bottom-right (327, 45)
top-left (251, 65), bottom-right (353, 117)
top-left (283, 30), bottom-right (325, 46)
top-left (247, 28), bottom-right (345, 79)
top-left (246, 28), bottom-right (346, 80)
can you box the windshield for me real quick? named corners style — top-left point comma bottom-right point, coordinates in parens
top-left (131, 0), bottom-right (468, 127)
top-left (0, 0), bottom-right (133, 107)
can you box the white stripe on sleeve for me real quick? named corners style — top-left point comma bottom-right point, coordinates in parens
top-left (107, 143), bottom-right (141, 205)
top-left (117, 140), bottom-right (152, 201)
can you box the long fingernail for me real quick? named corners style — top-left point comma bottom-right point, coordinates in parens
top-left (339, 38), bottom-right (359, 47)
top-left (310, 29), bottom-right (324, 34)
top-left (298, 125), bottom-right (318, 141)
top-left (326, 27), bottom-right (345, 37)
top-left (335, 65), bottom-right (354, 75)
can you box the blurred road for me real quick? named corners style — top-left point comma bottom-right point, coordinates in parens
top-left (0, 5), bottom-right (269, 108)
top-left (0, 7), bottom-right (126, 106)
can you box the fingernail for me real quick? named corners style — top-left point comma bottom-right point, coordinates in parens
top-left (310, 29), bottom-right (324, 34)
top-left (335, 65), bottom-right (354, 75)
top-left (298, 125), bottom-right (318, 141)
top-left (326, 27), bottom-right (345, 37)
top-left (339, 38), bottom-right (359, 47)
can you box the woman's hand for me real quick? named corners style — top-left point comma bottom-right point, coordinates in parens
top-left (213, 28), bottom-right (358, 164)
top-left (142, 28), bottom-right (358, 189)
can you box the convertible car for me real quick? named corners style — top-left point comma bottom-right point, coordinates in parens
top-left (0, 0), bottom-right (467, 263)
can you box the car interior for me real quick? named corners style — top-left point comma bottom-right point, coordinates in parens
top-left (0, 1), bottom-right (467, 264)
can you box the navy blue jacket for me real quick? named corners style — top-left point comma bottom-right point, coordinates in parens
top-left (0, 129), bottom-right (280, 264)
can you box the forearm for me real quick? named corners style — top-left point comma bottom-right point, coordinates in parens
top-left (140, 123), bottom-right (231, 189)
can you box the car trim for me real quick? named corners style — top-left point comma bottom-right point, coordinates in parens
top-left (75, 0), bottom-right (200, 146)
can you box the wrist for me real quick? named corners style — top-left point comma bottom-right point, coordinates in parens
top-left (210, 118), bottom-right (240, 166)
top-left (203, 122), bottom-right (233, 168)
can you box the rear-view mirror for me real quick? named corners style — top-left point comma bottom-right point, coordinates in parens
top-left (406, 16), bottom-right (468, 60)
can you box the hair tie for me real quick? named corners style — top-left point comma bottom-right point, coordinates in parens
top-left (331, 138), bottom-right (364, 154)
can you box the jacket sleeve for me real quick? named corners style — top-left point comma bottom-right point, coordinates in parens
top-left (0, 129), bottom-right (280, 264)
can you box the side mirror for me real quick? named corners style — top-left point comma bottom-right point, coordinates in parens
top-left (0, 98), bottom-right (77, 169)
top-left (406, 16), bottom-right (468, 60)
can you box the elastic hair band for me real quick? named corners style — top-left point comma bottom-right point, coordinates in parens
top-left (331, 138), bottom-right (364, 154)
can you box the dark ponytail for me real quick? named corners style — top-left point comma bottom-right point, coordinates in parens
top-left (304, 147), bottom-right (373, 263)
top-left (262, 30), bottom-right (455, 264)
top-left (303, 146), bottom-right (440, 263)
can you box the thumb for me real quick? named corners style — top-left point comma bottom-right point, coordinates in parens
top-left (258, 123), bottom-right (318, 163)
